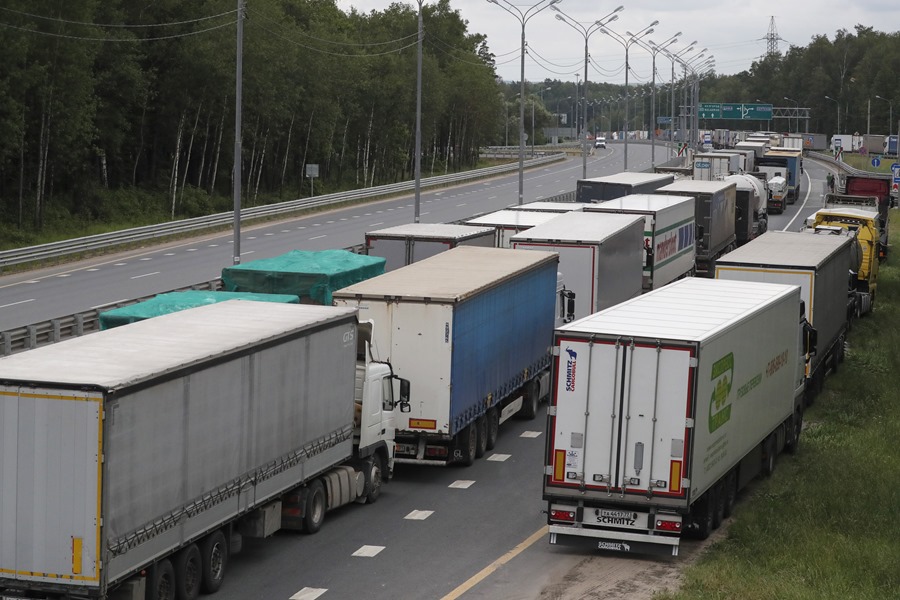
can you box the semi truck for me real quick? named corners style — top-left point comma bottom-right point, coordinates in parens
top-left (723, 173), bottom-right (768, 244)
top-left (582, 194), bottom-right (696, 290)
top-left (734, 140), bottom-right (768, 159)
top-left (836, 174), bottom-right (892, 259)
top-left (221, 249), bottom-right (386, 304)
top-left (543, 278), bottom-right (811, 557)
top-left (655, 179), bottom-right (737, 276)
top-left (757, 149), bottom-right (802, 204)
top-left (509, 211), bottom-right (643, 321)
top-left (507, 201), bottom-right (584, 213)
top-left (766, 175), bottom-right (788, 214)
top-left (0, 300), bottom-right (406, 600)
top-left (692, 152), bottom-right (740, 181)
top-left (576, 172), bottom-right (674, 203)
top-left (716, 230), bottom-right (852, 403)
top-left (463, 209), bottom-right (560, 247)
top-left (333, 246), bottom-right (558, 466)
top-left (365, 223), bottom-right (494, 272)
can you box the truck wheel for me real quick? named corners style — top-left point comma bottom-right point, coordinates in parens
top-left (520, 380), bottom-right (540, 420)
top-left (762, 436), bottom-right (776, 477)
top-left (785, 410), bottom-right (803, 455)
top-left (173, 543), bottom-right (201, 600)
top-left (485, 408), bottom-right (500, 451)
top-left (692, 495), bottom-right (714, 540)
top-left (712, 482), bottom-right (726, 529)
top-left (723, 471), bottom-right (738, 518)
top-left (456, 424), bottom-right (477, 466)
top-left (475, 415), bottom-right (488, 458)
top-left (149, 559), bottom-right (176, 600)
top-left (304, 480), bottom-right (327, 534)
top-left (198, 530), bottom-right (227, 594)
top-left (364, 453), bottom-right (384, 504)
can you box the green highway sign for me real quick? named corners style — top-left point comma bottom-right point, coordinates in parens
top-left (698, 103), bottom-right (773, 120)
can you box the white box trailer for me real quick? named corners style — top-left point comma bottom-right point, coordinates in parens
top-left (0, 301), bottom-right (402, 600)
top-left (334, 246), bottom-right (558, 466)
top-left (507, 201), bottom-right (584, 213)
top-left (365, 223), bottom-right (494, 271)
top-left (692, 152), bottom-right (740, 181)
top-left (583, 195), bottom-right (696, 290)
top-left (464, 209), bottom-right (560, 247)
top-left (544, 278), bottom-right (808, 556)
top-left (712, 148), bottom-right (755, 173)
top-left (510, 212), bottom-right (644, 321)
top-left (715, 230), bottom-right (852, 403)
top-left (735, 140), bottom-right (769, 159)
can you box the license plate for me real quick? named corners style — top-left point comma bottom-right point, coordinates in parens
top-left (395, 443), bottom-right (417, 455)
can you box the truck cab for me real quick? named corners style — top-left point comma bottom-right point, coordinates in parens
top-left (767, 175), bottom-right (787, 213)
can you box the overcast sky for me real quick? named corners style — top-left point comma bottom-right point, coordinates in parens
top-left (335, 0), bottom-right (899, 85)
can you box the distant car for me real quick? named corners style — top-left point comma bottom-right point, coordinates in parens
top-left (594, 137), bottom-right (606, 149)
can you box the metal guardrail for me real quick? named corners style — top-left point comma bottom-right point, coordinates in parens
top-left (0, 153), bottom-right (566, 271)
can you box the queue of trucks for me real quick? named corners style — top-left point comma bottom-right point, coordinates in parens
top-left (0, 142), bottom-right (893, 596)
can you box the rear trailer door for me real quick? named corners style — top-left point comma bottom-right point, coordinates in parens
top-left (0, 385), bottom-right (103, 591)
top-left (546, 337), bottom-right (693, 554)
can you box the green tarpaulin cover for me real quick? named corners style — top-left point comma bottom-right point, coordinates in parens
top-left (99, 290), bottom-right (300, 329)
top-left (221, 249), bottom-right (386, 305)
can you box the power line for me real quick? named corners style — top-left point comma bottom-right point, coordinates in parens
top-left (246, 7), bottom-right (418, 47)
top-left (0, 19), bottom-right (236, 42)
top-left (246, 20), bottom-right (418, 58)
top-left (0, 6), bottom-right (237, 28)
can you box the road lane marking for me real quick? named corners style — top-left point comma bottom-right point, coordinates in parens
top-left (352, 545), bottom-right (385, 557)
top-left (310, 235), bottom-right (327, 240)
top-left (370, 222), bottom-right (383, 227)
top-left (0, 299), bottom-right (35, 309)
top-left (487, 454), bottom-right (511, 462)
top-left (520, 431), bottom-right (542, 438)
top-left (139, 257), bottom-right (152, 261)
top-left (87, 268), bottom-right (99, 272)
top-left (240, 250), bottom-right (255, 256)
top-left (265, 233), bottom-right (274, 236)
top-left (448, 480), bottom-right (475, 489)
top-left (164, 253), bottom-right (175, 256)
top-left (405, 510), bottom-right (434, 520)
top-left (784, 169), bottom-right (814, 231)
top-left (56, 274), bottom-right (71, 278)
top-left (130, 272), bottom-right (159, 280)
top-left (289, 589), bottom-right (327, 600)
top-left (440, 526), bottom-right (548, 600)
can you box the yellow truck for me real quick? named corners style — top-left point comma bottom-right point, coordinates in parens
top-left (806, 195), bottom-right (880, 316)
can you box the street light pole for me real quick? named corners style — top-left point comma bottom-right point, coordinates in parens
top-left (414, 0), bottom-right (425, 222)
top-left (486, 0), bottom-right (561, 205)
top-left (659, 42), bottom-right (695, 158)
top-left (551, 4), bottom-right (623, 179)
top-left (601, 21), bottom-right (658, 171)
top-left (784, 96), bottom-right (798, 133)
top-left (631, 33), bottom-right (680, 167)
top-left (876, 95), bottom-right (893, 143)
top-left (825, 95), bottom-right (840, 139)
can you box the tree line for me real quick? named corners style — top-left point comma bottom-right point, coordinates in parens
top-left (1, 2), bottom-right (897, 241)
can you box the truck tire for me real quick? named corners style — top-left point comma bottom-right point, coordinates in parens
top-left (456, 424), bottom-right (477, 466)
top-left (785, 410), bottom-right (803, 455)
top-left (173, 543), bottom-right (201, 600)
top-left (762, 436), bottom-right (776, 477)
top-left (304, 480), bottom-right (327, 534)
top-left (485, 408), bottom-right (500, 451)
top-left (475, 415), bottom-right (488, 458)
top-left (723, 470), bottom-right (738, 518)
top-left (364, 453), bottom-right (384, 504)
top-left (520, 379), bottom-right (540, 420)
top-left (712, 482), bottom-right (726, 529)
top-left (692, 495), bottom-right (714, 540)
top-left (149, 559), bottom-right (176, 600)
top-left (198, 530), bottom-right (227, 594)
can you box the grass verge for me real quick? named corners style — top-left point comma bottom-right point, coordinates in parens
top-left (656, 210), bottom-right (900, 600)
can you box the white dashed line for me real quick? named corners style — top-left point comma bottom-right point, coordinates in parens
top-left (487, 454), bottom-right (511, 462)
top-left (448, 480), bottom-right (475, 489)
top-left (457, 203), bottom-right (467, 207)
top-left (265, 233), bottom-right (275, 236)
top-left (405, 510), bottom-right (434, 520)
top-left (87, 268), bottom-right (99, 272)
top-left (247, 236), bottom-right (257, 240)
top-left (310, 235), bottom-right (327, 240)
top-left (25, 280), bottom-right (39, 283)
top-left (240, 251), bottom-right (255, 256)
top-left (114, 263), bottom-right (127, 266)
top-left (289, 589), bottom-right (328, 600)
top-left (186, 249), bottom-right (198, 252)
top-left (130, 272), bottom-right (159, 280)
top-left (370, 222), bottom-right (384, 227)
top-left (139, 257), bottom-right (152, 261)
top-left (352, 545), bottom-right (385, 557)
top-left (164, 253), bottom-right (175, 256)
top-left (281, 230), bottom-right (291, 233)
top-left (56, 274), bottom-right (71, 278)
top-left (208, 244), bottom-right (219, 248)
top-left (0, 299), bottom-right (34, 309)
top-left (520, 431), bottom-right (542, 438)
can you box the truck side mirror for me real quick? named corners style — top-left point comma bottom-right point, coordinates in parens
top-left (396, 377), bottom-right (411, 412)
top-left (803, 322), bottom-right (818, 357)
top-left (563, 290), bottom-right (577, 323)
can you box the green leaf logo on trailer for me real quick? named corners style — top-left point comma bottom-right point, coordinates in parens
top-left (709, 353), bottom-right (734, 433)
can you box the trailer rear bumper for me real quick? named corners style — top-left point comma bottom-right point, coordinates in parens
top-left (548, 524), bottom-right (681, 557)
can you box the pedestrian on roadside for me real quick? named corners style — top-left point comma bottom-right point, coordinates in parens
top-left (826, 172), bottom-right (835, 193)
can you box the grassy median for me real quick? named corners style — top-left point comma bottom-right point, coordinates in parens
top-left (657, 212), bottom-right (900, 600)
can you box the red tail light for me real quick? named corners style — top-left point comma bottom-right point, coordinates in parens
top-left (655, 519), bottom-right (682, 532)
top-left (550, 510), bottom-right (576, 522)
